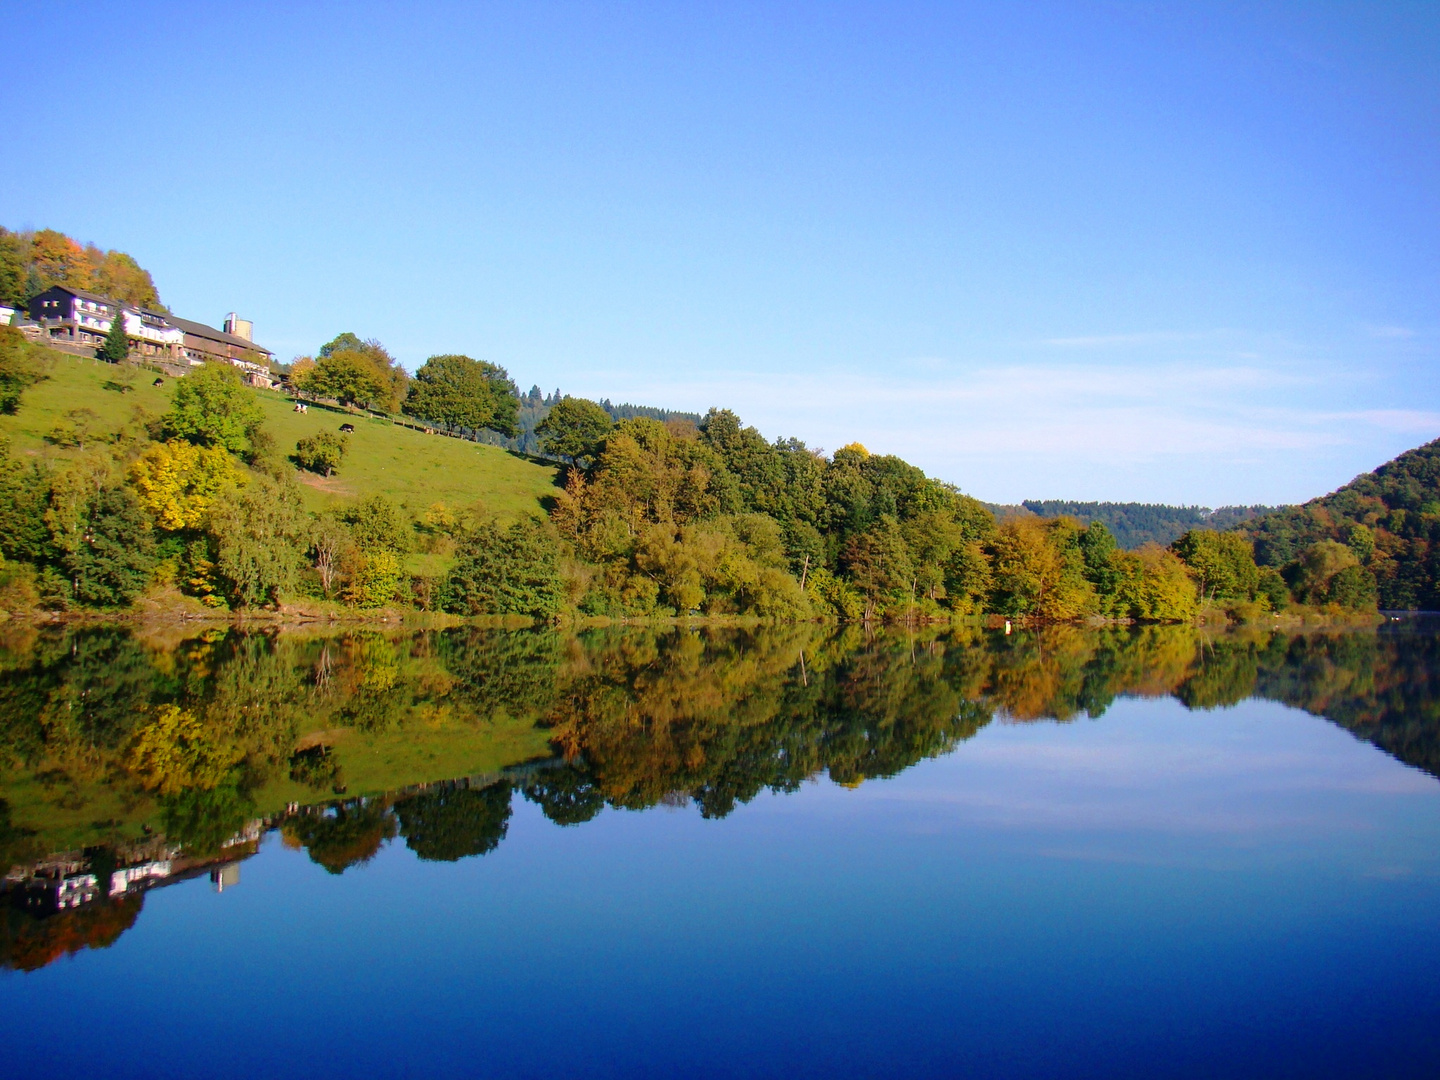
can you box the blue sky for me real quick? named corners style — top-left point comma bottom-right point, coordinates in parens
top-left (2, 2), bottom-right (1436, 505)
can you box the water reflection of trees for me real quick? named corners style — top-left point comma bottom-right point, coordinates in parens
top-left (1, 891), bottom-right (142, 973)
top-left (539, 626), bottom-right (990, 818)
top-left (5, 619), bottom-right (1440, 970)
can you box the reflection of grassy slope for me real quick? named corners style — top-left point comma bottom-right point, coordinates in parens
top-left (0, 713), bottom-right (552, 858)
top-left (0, 355), bottom-right (562, 519)
top-left (0, 767), bottom-right (157, 857)
top-left (267, 715), bottom-right (554, 809)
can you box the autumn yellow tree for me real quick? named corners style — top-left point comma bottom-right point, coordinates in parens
top-left (986, 517), bottom-right (1098, 620)
top-left (129, 440), bottom-right (244, 531)
top-left (1111, 544), bottom-right (1199, 621)
top-left (87, 248), bottom-right (162, 309)
top-left (26, 229), bottom-right (89, 292)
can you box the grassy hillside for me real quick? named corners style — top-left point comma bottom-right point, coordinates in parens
top-left (0, 353), bottom-right (562, 520)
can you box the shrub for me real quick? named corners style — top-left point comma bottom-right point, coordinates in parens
top-left (443, 518), bottom-right (562, 618)
top-left (345, 549), bottom-right (405, 608)
top-left (295, 431), bottom-right (348, 476)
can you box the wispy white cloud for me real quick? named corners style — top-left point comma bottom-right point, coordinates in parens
top-left (1038, 330), bottom-right (1206, 348)
top-left (1367, 325), bottom-right (1416, 340)
top-left (581, 348), bottom-right (1437, 503)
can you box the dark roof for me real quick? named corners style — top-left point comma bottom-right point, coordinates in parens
top-left (33, 285), bottom-right (172, 319)
top-left (167, 315), bottom-right (272, 356)
top-left (32, 283), bottom-right (119, 307)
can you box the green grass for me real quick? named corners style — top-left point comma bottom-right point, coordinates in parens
top-left (287, 715), bottom-right (554, 805)
top-left (0, 353), bottom-right (563, 520)
top-left (0, 352), bottom-right (175, 451)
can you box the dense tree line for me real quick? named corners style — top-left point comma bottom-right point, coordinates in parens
top-left (0, 227), bottom-right (163, 310)
top-left (527, 401), bottom-right (1370, 621)
top-left (599, 399), bottom-right (703, 424)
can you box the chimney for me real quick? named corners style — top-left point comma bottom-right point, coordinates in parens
top-left (224, 313), bottom-right (253, 341)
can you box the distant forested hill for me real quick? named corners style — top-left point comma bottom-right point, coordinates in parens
top-left (600, 399), bottom-right (702, 425)
top-left (1021, 501), bottom-right (1281, 550)
top-left (480, 388), bottom-right (702, 456)
top-left (1241, 437), bottom-right (1440, 610)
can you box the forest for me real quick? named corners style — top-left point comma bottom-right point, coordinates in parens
top-left (0, 319), bottom-right (1390, 624)
top-left (0, 228), bottom-right (163, 311)
top-left (1240, 438), bottom-right (1440, 611)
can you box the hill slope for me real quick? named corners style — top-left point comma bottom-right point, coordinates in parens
top-left (1242, 437), bottom-right (1440, 610)
top-left (0, 353), bottom-right (562, 520)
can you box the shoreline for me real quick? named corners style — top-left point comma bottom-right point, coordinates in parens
top-left (0, 606), bottom-right (1387, 632)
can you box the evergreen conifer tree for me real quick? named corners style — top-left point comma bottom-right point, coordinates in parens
top-left (99, 306), bottom-right (130, 363)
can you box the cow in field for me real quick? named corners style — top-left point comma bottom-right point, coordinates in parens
top-left (339, 423), bottom-right (355, 433)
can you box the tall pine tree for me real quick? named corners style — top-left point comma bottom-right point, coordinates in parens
top-left (99, 306), bottom-right (130, 363)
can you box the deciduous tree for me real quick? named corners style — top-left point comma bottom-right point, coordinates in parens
top-left (208, 475), bottom-right (308, 607)
top-left (986, 517), bottom-right (1098, 620)
top-left (163, 363), bottom-right (265, 455)
top-left (1171, 529), bottom-right (1260, 602)
top-left (300, 334), bottom-right (408, 411)
top-left (404, 354), bottom-right (520, 436)
top-left (536, 396), bottom-right (612, 466)
top-left (129, 440), bottom-right (243, 531)
top-left (0, 325), bottom-right (48, 414)
top-left (444, 518), bottom-right (562, 618)
top-left (46, 479), bottom-right (156, 607)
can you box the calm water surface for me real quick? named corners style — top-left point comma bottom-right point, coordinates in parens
top-left (3, 621), bottom-right (1439, 1078)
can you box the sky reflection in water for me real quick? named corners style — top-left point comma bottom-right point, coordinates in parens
top-left (3, 623), bottom-right (1440, 1079)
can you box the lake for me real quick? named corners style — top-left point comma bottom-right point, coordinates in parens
top-left (3, 620), bottom-right (1439, 1078)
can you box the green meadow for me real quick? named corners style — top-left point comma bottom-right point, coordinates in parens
top-left (0, 353), bottom-right (562, 521)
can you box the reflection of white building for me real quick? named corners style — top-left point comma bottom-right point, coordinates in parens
top-left (109, 860), bottom-right (173, 898)
top-left (55, 873), bottom-right (98, 909)
top-left (18, 870), bottom-right (100, 913)
top-left (210, 863), bottom-right (240, 892)
top-left (223, 820), bottom-right (265, 848)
